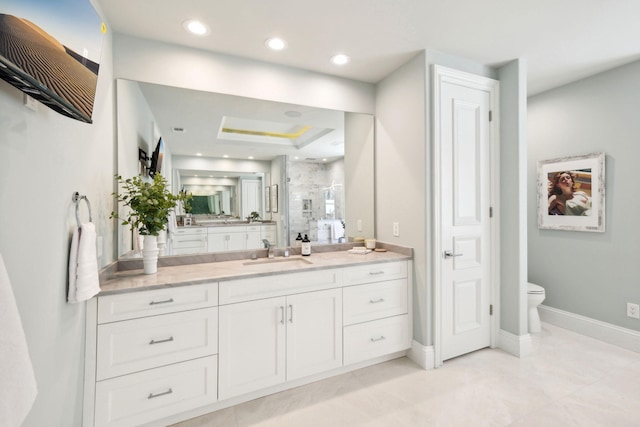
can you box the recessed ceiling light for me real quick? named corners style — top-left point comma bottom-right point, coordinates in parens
top-left (265, 37), bottom-right (287, 51)
top-left (183, 20), bottom-right (209, 36)
top-left (284, 110), bottom-right (302, 118)
top-left (223, 154), bottom-right (229, 158)
top-left (248, 156), bottom-right (254, 160)
top-left (196, 153), bottom-right (202, 156)
top-left (322, 158), bottom-right (328, 162)
top-left (330, 53), bottom-right (351, 66)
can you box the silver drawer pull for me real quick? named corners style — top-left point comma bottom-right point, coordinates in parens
top-left (148, 388), bottom-right (173, 399)
top-left (369, 298), bottom-right (385, 304)
top-left (369, 271), bottom-right (385, 275)
top-left (149, 298), bottom-right (174, 306)
top-left (370, 336), bottom-right (386, 342)
top-left (289, 304), bottom-right (293, 323)
top-left (280, 306), bottom-right (285, 325)
top-left (149, 336), bottom-right (174, 345)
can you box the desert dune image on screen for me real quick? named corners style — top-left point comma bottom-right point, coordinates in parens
top-left (547, 169), bottom-right (593, 216)
top-left (0, 0), bottom-right (103, 122)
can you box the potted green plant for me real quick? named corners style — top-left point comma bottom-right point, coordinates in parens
top-left (249, 211), bottom-right (260, 223)
top-left (178, 189), bottom-right (193, 216)
top-left (110, 173), bottom-right (179, 274)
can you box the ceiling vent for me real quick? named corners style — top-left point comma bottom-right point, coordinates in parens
top-left (172, 127), bottom-right (186, 133)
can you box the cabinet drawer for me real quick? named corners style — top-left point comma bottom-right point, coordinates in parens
top-left (342, 261), bottom-right (407, 286)
top-left (246, 225), bottom-right (261, 232)
top-left (96, 307), bottom-right (218, 380)
top-left (173, 234), bottom-right (207, 249)
top-left (175, 227), bottom-right (207, 235)
top-left (94, 355), bottom-right (217, 427)
top-left (98, 282), bottom-right (218, 324)
top-left (219, 269), bottom-right (342, 304)
top-left (343, 314), bottom-right (411, 365)
top-left (343, 279), bottom-right (408, 325)
top-left (208, 226), bottom-right (246, 234)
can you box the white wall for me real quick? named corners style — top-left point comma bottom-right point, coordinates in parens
top-left (528, 60), bottom-right (640, 331)
top-left (113, 34), bottom-right (375, 115)
top-left (498, 59), bottom-right (529, 336)
top-left (0, 11), bottom-right (115, 427)
top-left (375, 52), bottom-right (428, 344)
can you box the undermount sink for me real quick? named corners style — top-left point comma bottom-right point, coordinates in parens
top-left (243, 257), bottom-right (313, 266)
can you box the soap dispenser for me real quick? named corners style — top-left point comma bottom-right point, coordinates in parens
top-left (301, 234), bottom-right (311, 256)
top-left (295, 233), bottom-right (303, 247)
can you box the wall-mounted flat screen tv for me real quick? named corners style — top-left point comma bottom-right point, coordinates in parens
top-left (0, 0), bottom-right (105, 123)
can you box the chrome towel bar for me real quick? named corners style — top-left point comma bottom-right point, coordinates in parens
top-left (72, 192), bottom-right (93, 227)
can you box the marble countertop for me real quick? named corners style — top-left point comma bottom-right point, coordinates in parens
top-left (100, 249), bottom-right (411, 295)
top-left (179, 221), bottom-right (276, 228)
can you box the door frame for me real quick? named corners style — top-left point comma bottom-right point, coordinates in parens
top-left (432, 65), bottom-right (501, 367)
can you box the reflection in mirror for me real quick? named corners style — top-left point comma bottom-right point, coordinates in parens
top-left (116, 79), bottom-right (373, 259)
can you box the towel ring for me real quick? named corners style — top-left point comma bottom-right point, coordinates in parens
top-left (72, 192), bottom-right (93, 227)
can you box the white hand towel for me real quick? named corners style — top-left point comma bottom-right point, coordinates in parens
top-left (0, 253), bottom-right (38, 426)
top-left (68, 222), bottom-right (101, 303)
top-left (331, 221), bottom-right (344, 240)
top-left (168, 210), bottom-right (177, 237)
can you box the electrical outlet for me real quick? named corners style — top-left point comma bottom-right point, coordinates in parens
top-left (393, 222), bottom-right (400, 237)
top-left (627, 303), bottom-right (640, 319)
top-left (357, 219), bottom-right (362, 232)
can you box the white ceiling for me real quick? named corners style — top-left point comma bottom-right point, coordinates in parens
top-left (136, 81), bottom-right (345, 161)
top-left (104, 0), bottom-right (640, 161)
top-left (99, 0), bottom-right (640, 95)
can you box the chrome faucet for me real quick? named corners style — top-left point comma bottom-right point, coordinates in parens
top-left (262, 239), bottom-right (274, 259)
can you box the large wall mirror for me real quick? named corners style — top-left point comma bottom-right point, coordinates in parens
top-left (116, 79), bottom-right (374, 259)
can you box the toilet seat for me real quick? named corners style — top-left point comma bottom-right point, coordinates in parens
top-left (527, 283), bottom-right (545, 294)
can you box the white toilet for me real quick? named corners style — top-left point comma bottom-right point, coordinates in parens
top-left (527, 283), bottom-right (546, 333)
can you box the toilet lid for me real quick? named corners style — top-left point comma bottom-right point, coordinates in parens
top-left (528, 283), bottom-right (545, 294)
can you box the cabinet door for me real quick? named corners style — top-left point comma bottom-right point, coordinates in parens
top-left (207, 233), bottom-right (226, 253)
top-left (286, 288), bottom-right (343, 381)
top-left (218, 297), bottom-right (286, 400)
top-left (227, 232), bottom-right (246, 251)
top-left (245, 230), bottom-right (262, 250)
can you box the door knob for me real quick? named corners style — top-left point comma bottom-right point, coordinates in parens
top-left (443, 250), bottom-right (463, 259)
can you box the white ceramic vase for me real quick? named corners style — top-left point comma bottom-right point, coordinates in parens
top-left (142, 235), bottom-right (159, 274)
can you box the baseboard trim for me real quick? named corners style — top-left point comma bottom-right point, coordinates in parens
top-left (539, 305), bottom-right (640, 353)
top-left (498, 328), bottom-right (532, 357)
top-left (407, 340), bottom-right (435, 369)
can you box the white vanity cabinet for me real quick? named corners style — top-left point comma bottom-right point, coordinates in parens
top-left (172, 227), bottom-right (207, 255)
top-left (261, 224), bottom-right (276, 246)
top-left (342, 261), bottom-right (411, 365)
top-left (207, 226), bottom-right (245, 252)
top-left (245, 224), bottom-right (262, 249)
top-left (87, 283), bottom-right (219, 427)
top-left (207, 224), bottom-right (265, 252)
top-left (218, 271), bottom-right (343, 400)
top-left (86, 256), bottom-right (412, 426)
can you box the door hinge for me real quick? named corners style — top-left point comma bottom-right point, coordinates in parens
top-left (489, 110), bottom-right (493, 122)
top-left (489, 207), bottom-right (493, 218)
top-left (490, 304), bottom-right (493, 316)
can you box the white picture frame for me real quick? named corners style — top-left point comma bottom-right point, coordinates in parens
top-left (537, 152), bottom-right (605, 232)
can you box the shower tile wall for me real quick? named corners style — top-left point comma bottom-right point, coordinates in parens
top-left (288, 159), bottom-right (344, 243)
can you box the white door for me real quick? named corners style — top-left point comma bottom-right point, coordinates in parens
top-left (286, 289), bottom-right (342, 380)
top-left (242, 179), bottom-right (262, 219)
top-left (218, 297), bottom-right (286, 399)
top-left (436, 66), bottom-right (497, 361)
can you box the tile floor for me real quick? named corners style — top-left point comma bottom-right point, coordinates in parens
top-left (172, 323), bottom-right (640, 426)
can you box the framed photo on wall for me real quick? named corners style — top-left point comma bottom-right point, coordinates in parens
top-left (537, 152), bottom-right (605, 232)
top-left (271, 184), bottom-right (278, 213)
top-left (265, 186), bottom-right (271, 213)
